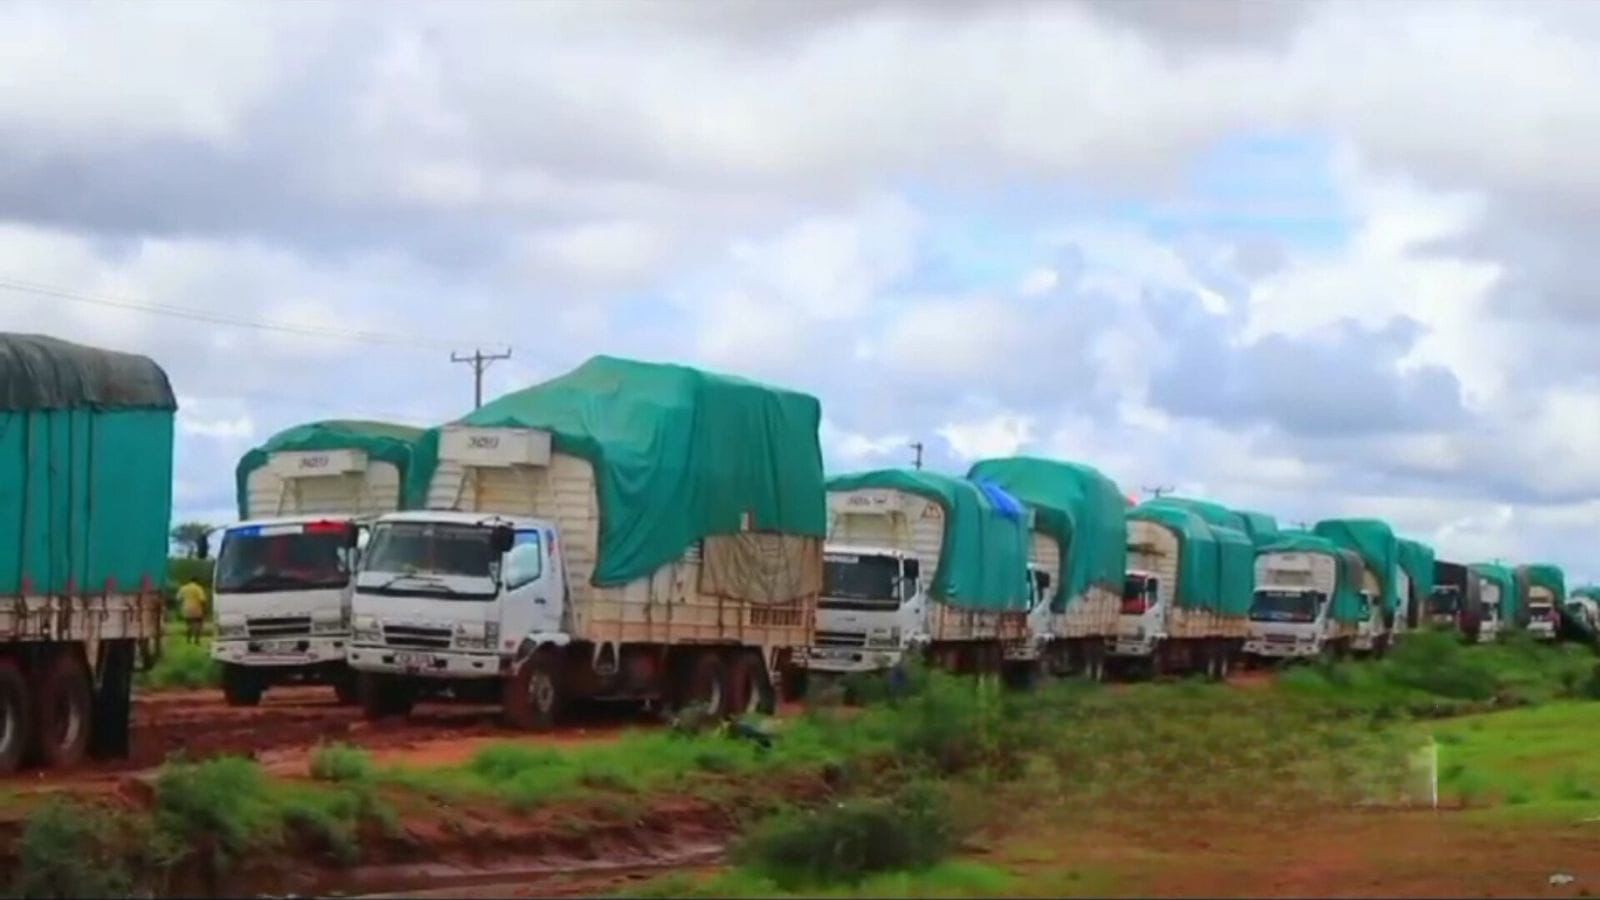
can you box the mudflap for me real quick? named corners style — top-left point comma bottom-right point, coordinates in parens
top-left (89, 641), bottom-right (136, 760)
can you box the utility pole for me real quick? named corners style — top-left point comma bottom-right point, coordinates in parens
top-left (1142, 484), bottom-right (1174, 499)
top-left (909, 441), bottom-right (925, 471)
top-left (451, 348), bottom-right (512, 409)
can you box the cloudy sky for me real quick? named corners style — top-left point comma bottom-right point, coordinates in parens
top-left (4, 0), bottom-right (1599, 579)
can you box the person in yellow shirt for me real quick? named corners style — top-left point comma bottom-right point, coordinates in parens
top-left (177, 581), bottom-right (209, 645)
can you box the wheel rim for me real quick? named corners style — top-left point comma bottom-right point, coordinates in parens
top-left (52, 691), bottom-right (81, 750)
top-left (705, 678), bottom-right (723, 714)
top-left (0, 698), bottom-right (13, 756)
top-left (528, 672), bottom-right (555, 713)
top-left (742, 669), bottom-right (762, 714)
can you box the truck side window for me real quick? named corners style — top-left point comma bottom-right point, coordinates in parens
top-left (504, 531), bottom-right (543, 590)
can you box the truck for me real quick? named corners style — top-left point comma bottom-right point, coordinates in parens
top-left (965, 457), bottom-right (1126, 682)
top-left (1431, 560), bottom-right (1493, 641)
top-left (346, 356), bottom-right (824, 728)
top-left (0, 334), bottom-right (171, 772)
top-left (1396, 538), bottom-right (1435, 633)
top-left (1118, 503), bottom-right (1252, 679)
top-left (808, 470), bottom-right (1032, 682)
top-left (1245, 531), bottom-right (1367, 661)
top-left (212, 421), bottom-right (425, 706)
top-left (1469, 563), bottom-right (1519, 643)
top-left (1516, 564), bottom-right (1566, 642)
top-left (1313, 519), bottom-right (1401, 656)
top-left (1563, 585), bottom-right (1600, 646)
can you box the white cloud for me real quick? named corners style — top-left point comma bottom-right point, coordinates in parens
top-left (1017, 266), bottom-right (1059, 297)
top-left (938, 413), bottom-right (1036, 461)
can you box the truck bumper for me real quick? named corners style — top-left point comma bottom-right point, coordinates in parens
top-left (347, 645), bottom-right (509, 680)
top-left (798, 646), bottom-right (904, 674)
top-left (1529, 623), bottom-right (1557, 641)
top-left (1106, 636), bottom-right (1160, 658)
top-left (1244, 639), bottom-right (1319, 658)
top-left (212, 636), bottom-right (348, 668)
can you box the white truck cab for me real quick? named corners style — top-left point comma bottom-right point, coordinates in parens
top-left (1350, 591), bottom-right (1383, 654)
top-left (1527, 600), bottom-right (1559, 641)
top-left (212, 516), bottom-right (366, 705)
top-left (1244, 586), bottom-right (1329, 659)
top-left (347, 511), bottom-right (562, 712)
top-left (1427, 584), bottom-right (1461, 628)
top-left (1110, 571), bottom-right (1165, 660)
top-left (804, 546), bottom-right (926, 675)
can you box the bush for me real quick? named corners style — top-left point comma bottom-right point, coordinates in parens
top-left (311, 743), bottom-right (377, 783)
top-left (734, 780), bottom-right (958, 889)
top-left (137, 635), bottom-right (221, 691)
top-left (11, 800), bottom-right (133, 899)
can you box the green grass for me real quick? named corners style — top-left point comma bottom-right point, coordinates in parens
top-left (1429, 702), bottom-right (1600, 814)
top-left (135, 631), bottom-right (221, 691)
top-left (630, 861), bottom-right (1019, 899)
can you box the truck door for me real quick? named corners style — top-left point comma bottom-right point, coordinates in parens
top-left (501, 529), bottom-right (560, 640)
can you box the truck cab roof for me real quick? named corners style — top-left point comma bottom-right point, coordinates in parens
top-left (373, 509), bottom-right (556, 532)
top-left (227, 514), bottom-right (372, 532)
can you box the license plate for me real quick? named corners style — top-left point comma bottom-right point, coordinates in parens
top-left (261, 640), bottom-right (303, 654)
top-left (396, 652), bottom-right (432, 670)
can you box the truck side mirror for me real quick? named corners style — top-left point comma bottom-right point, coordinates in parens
top-left (492, 524), bottom-right (516, 555)
top-left (344, 524), bottom-right (361, 550)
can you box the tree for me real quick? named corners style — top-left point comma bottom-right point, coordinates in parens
top-left (170, 522), bottom-right (215, 560)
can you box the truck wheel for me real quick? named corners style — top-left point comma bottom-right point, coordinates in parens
top-left (678, 651), bottom-right (728, 719)
top-left (727, 652), bottom-right (775, 716)
top-left (33, 652), bottom-right (91, 769)
top-left (0, 660), bottom-right (31, 774)
top-left (780, 665), bottom-right (808, 703)
top-left (359, 673), bottom-right (414, 720)
top-left (332, 672), bottom-right (359, 706)
top-left (221, 665), bottom-right (264, 708)
top-left (504, 649), bottom-right (563, 731)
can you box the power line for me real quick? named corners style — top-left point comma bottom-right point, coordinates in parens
top-left (0, 274), bottom-right (503, 351)
top-left (452, 348), bottom-right (513, 409)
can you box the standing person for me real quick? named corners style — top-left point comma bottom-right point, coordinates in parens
top-left (177, 580), bottom-right (209, 645)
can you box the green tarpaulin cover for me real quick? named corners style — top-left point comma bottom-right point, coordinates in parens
top-left (0, 335), bottom-right (174, 597)
top-left (1573, 585), bottom-right (1600, 601)
top-left (1236, 510), bottom-right (1282, 548)
top-left (1313, 519), bottom-right (1400, 613)
top-left (1470, 563), bottom-right (1521, 624)
top-left (1258, 530), bottom-right (1367, 625)
top-left (408, 355), bottom-right (827, 587)
top-left (1518, 564), bottom-right (1567, 605)
top-left (1128, 504), bottom-right (1218, 611)
top-left (966, 457), bottom-right (1128, 613)
top-left (827, 470), bottom-right (1030, 612)
top-left (0, 334), bottom-right (175, 412)
top-left (1212, 525), bottom-right (1256, 618)
top-left (235, 420), bottom-right (427, 519)
top-left (1147, 497), bottom-right (1243, 533)
top-left (1397, 538), bottom-right (1436, 612)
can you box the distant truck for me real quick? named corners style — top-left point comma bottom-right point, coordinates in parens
top-left (1119, 504), bottom-right (1252, 679)
top-left (1470, 563), bottom-right (1519, 643)
top-left (347, 357), bottom-right (823, 728)
top-left (1516, 564), bottom-right (1566, 642)
top-left (1431, 560), bottom-right (1494, 641)
top-left (809, 471), bottom-right (1032, 682)
top-left (1245, 531), bottom-right (1367, 660)
top-left (212, 421), bottom-right (425, 706)
top-left (1397, 538), bottom-right (1436, 634)
top-left (0, 334), bottom-right (172, 772)
top-left (1313, 519), bottom-right (1402, 656)
top-left (965, 458), bottom-right (1126, 682)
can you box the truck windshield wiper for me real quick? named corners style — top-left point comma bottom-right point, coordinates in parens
top-left (369, 572), bottom-right (471, 596)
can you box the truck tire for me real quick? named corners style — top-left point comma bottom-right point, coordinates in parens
top-left (504, 649), bottom-right (563, 731)
top-left (0, 660), bottom-right (31, 774)
top-left (221, 665), bottom-right (264, 708)
top-left (726, 652), bottom-right (775, 717)
top-left (780, 666), bottom-right (808, 703)
top-left (33, 652), bottom-right (91, 769)
top-left (677, 651), bottom-right (727, 719)
top-left (332, 672), bottom-right (359, 706)
top-left (89, 642), bottom-right (135, 761)
top-left (359, 673), bottom-right (414, 720)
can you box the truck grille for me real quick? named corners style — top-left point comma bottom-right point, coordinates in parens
top-left (382, 625), bottom-right (453, 650)
top-left (1265, 633), bottom-right (1298, 644)
top-left (815, 630), bottom-right (867, 648)
top-left (248, 616), bottom-right (312, 639)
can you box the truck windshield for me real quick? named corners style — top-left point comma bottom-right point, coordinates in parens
top-left (822, 554), bottom-right (900, 610)
top-left (1429, 586), bottom-right (1460, 615)
top-left (1250, 589), bottom-right (1321, 623)
top-left (361, 522), bottom-right (499, 599)
top-left (216, 528), bottom-right (350, 594)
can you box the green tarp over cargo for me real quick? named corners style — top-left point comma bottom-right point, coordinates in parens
top-left (1147, 497), bottom-right (1243, 533)
top-left (1518, 564), bottom-right (1567, 606)
top-left (827, 470), bottom-right (1031, 612)
top-left (1313, 519), bottom-right (1400, 613)
top-left (1470, 563), bottom-right (1521, 625)
top-left (966, 457), bottom-right (1127, 613)
top-left (1397, 539), bottom-right (1436, 613)
top-left (235, 420), bottom-right (427, 519)
top-left (1258, 530), bottom-right (1367, 625)
top-left (1211, 525), bottom-right (1256, 618)
top-left (1236, 510), bottom-right (1281, 548)
top-left (0, 334), bottom-right (175, 598)
top-left (1128, 504), bottom-right (1218, 611)
top-left (407, 355), bottom-right (826, 587)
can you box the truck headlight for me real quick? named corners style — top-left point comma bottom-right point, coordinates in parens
top-left (312, 610), bottom-right (345, 635)
top-left (351, 615), bottom-right (381, 643)
top-left (216, 619), bottom-right (247, 640)
top-left (455, 621), bottom-right (497, 650)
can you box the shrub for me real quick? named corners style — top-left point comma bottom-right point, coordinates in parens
top-left (11, 800), bottom-right (133, 899)
top-left (311, 743), bottom-right (376, 783)
top-left (734, 780), bottom-right (958, 889)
